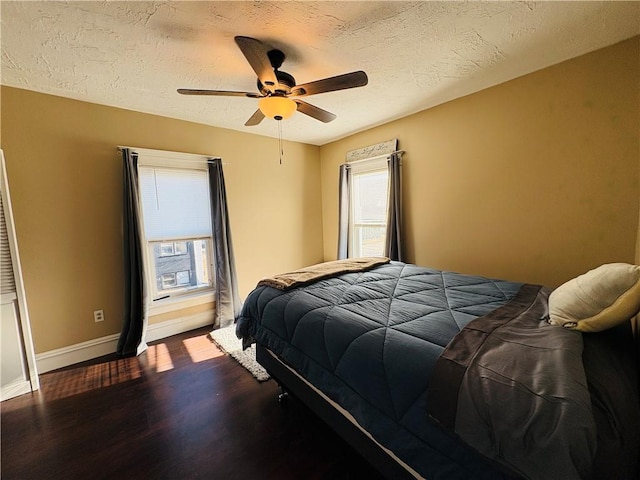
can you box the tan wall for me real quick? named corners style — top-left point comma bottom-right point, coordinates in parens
top-left (2, 37), bottom-right (639, 354)
top-left (321, 37), bottom-right (640, 287)
top-left (0, 87), bottom-right (323, 353)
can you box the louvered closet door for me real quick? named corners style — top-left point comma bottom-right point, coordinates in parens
top-left (1, 150), bottom-right (38, 400)
top-left (1, 193), bottom-right (16, 294)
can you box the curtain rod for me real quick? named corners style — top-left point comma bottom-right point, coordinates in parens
top-left (117, 146), bottom-right (223, 163)
top-left (345, 149), bottom-right (405, 165)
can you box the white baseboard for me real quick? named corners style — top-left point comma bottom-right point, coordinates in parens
top-left (35, 311), bottom-right (214, 374)
top-left (36, 333), bottom-right (120, 374)
top-left (1, 379), bottom-right (33, 401)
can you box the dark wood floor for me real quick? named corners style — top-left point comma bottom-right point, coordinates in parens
top-left (1, 327), bottom-right (385, 480)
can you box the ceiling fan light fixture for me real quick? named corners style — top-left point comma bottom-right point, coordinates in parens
top-left (179, 37), bottom-right (367, 126)
top-left (259, 96), bottom-right (297, 121)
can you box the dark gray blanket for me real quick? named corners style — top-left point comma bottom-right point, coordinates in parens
top-left (427, 285), bottom-right (597, 479)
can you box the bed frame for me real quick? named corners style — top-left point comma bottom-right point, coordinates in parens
top-left (256, 343), bottom-right (418, 480)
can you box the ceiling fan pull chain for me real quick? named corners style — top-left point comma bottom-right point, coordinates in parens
top-left (278, 120), bottom-right (284, 165)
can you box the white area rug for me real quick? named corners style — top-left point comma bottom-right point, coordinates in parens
top-left (210, 325), bottom-right (270, 382)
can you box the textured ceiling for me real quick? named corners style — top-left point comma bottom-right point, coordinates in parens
top-left (1, 1), bottom-right (639, 146)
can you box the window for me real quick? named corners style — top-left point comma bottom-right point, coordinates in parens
top-left (159, 241), bottom-right (189, 257)
top-left (349, 158), bottom-right (389, 257)
top-left (176, 270), bottom-right (190, 285)
top-left (161, 273), bottom-right (177, 288)
top-left (160, 243), bottom-right (176, 256)
top-left (151, 240), bottom-right (210, 295)
top-left (137, 155), bottom-right (214, 302)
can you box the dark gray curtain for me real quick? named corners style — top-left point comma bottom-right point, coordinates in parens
top-left (384, 152), bottom-right (403, 261)
top-left (208, 159), bottom-right (241, 329)
top-left (117, 148), bottom-right (147, 356)
top-left (337, 164), bottom-right (351, 260)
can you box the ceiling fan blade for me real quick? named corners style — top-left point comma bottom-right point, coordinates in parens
top-left (291, 71), bottom-right (368, 97)
top-left (245, 109), bottom-right (265, 126)
top-left (294, 100), bottom-right (336, 123)
top-left (234, 36), bottom-right (278, 92)
top-left (177, 88), bottom-right (261, 98)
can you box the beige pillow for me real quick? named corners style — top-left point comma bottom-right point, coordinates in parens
top-left (548, 263), bottom-right (640, 332)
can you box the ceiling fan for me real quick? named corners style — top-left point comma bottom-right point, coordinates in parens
top-left (177, 36), bottom-right (368, 126)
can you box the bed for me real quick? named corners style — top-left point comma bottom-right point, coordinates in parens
top-left (236, 259), bottom-right (640, 480)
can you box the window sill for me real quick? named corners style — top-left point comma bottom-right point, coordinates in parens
top-left (148, 290), bottom-right (215, 316)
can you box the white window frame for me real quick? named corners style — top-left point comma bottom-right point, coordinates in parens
top-left (348, 157), bottom-right (389, 258)
top-left (134, 148), bottom-right (215, 315)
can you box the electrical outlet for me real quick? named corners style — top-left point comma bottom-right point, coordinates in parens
top-left (94, 310), bottom-right (105, 323)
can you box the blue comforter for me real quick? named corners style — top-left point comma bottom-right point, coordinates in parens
top-left (236, 261), bottom-right (524, 479)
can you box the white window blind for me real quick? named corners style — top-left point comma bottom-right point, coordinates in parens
top-left (352, 170), bottom-right (388, 223)
top-left (138, 166), bottom-right (212, 241)
top-left (350, 156), bottom-right (389, 225)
